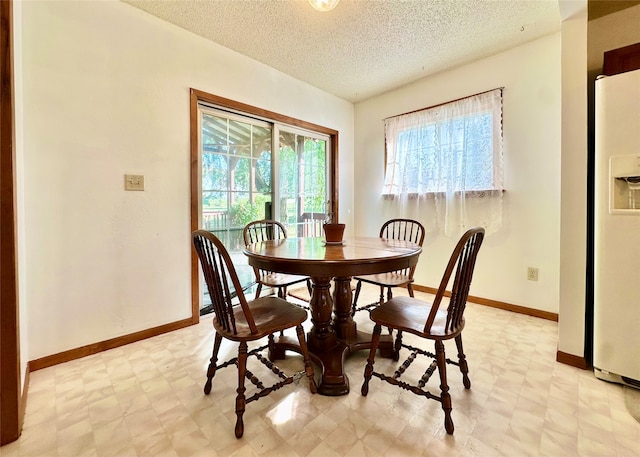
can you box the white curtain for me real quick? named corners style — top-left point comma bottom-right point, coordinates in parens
top-left (382, 89), bottom-right (504, 237)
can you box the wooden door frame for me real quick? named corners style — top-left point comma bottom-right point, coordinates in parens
top-left (1, 0), bottom-right (23, 445)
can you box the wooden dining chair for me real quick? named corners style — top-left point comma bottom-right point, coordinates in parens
top-left (351, 218), bottom-right (425, 316)
top-left (243, 220), bottom-right (312, 305)
top-left (193, 230), bottom-right (317, 438)
top-left (361, 227), bottom-right (484, 435)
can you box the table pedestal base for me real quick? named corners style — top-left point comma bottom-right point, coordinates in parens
top-left (269, 331), bottom-right (395, 396)
top-left (269, 276), bottom-right (396, 396)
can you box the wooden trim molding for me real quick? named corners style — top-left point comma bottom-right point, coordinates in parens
top-left (29, 318), bottom-right (194, 372)
top-left (414, 283), bottom-right (588, 369)
top-left (412, 284), bottom-right (559, 322)
top-left (603, 41), bottom-right (640, 76)
top-left (0, 0), bottom-right (22, 445)
top-left (189, 89), bottom-right (200, 323)
top-left (556, 351), bottom-right (589, 370)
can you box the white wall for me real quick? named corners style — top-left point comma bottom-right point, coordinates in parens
top-left (558, 6), bottom-right (588, 359)
top-left (554, 1), bottom-right (640, 361)
top-left (20, 0), bottom-right (354, 360)
top-left (354, 33), bottom-right (561, 313)
top-left (13, 0), bottom-right (29, 395)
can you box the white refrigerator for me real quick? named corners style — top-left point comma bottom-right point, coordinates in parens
top-left (594, 69), bottom-right (640, 388)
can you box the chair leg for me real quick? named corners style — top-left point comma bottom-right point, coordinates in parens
top-left (306, 279), bottom-right (312, 296)
top-left (268, 333), bottom-right (276, 360)
top-left (254, 283), bottom-right (263, 300)
top-left (393, 330), bottom-right (403, 361)
top-left (435, 340), bottom-right (454, 435)
top-left (455, 335), bottom-right (471, 389)
top-left (234, 341), bottom-right (248, 439)
top-left (389, 284), bottom-right (412, 359)
top-left (352, 280), bottom-right (363, 316)
top-left (377, 286), bottom-right (395, 336)
top-left (361, 324), bottom-right (382, 396)
top-left (204, 332), bottom-right (223, 395)
top-left (277, 287), bottom-right (286, 337)
top-left (295, 324), bottom-right (317, 394)
top-left (383, 287), bottom-right (395, 336)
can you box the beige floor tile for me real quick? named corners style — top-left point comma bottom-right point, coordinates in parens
top-left (3, 285), bottom-right (640, 456)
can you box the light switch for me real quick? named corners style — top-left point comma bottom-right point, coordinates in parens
top-left (124, 174), bottom-right (144, 191)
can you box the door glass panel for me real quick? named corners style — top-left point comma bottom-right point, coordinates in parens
top-left (201, 111), bottom-right (272, 309)
top-left (279, 130), bottom-right (328, 237)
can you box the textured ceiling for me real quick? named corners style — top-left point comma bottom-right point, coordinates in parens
top-left (122, 0), bottom-right (562, 103)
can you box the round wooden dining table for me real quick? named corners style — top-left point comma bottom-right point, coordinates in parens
top-left (243, 236), bottom-right (422, 396)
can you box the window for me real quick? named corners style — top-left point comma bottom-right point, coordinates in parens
top-left (382, 89), bottom-right (504, 236)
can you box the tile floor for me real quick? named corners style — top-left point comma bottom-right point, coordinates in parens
top-left (2, 286), bottom-right (639, 457)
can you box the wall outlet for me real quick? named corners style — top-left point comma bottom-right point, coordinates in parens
top-left (527, 267), bottom-right (539, 281)
top-left (124, 174), bottom-right (144, 191)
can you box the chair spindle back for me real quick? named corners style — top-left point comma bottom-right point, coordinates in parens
top-left (424, 227), bottom-right (485, 334)
top-left (380, 218), bottom-right (426, 276)
top-left (193, 230), bottom-right (257, 335)
top-left (243, 220), bottom-right (289, 279)
top-left (243, 219), bottom-right (287, 245)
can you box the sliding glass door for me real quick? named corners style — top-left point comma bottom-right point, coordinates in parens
top-left (197, 106), bottom-right (331, 313)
